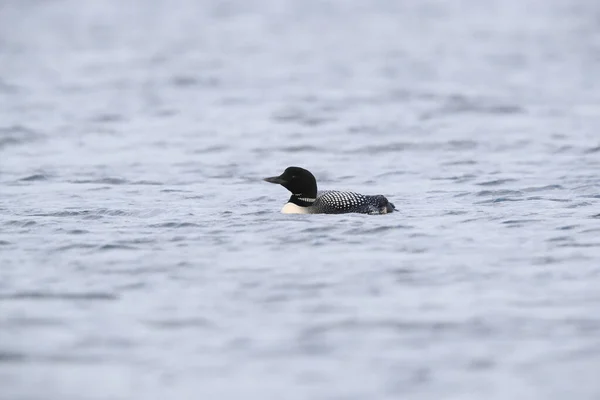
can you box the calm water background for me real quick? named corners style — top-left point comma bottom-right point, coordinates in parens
top-left (1, 0), bottom-right (600, 399)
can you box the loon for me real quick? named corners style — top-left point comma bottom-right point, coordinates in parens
top-left (263, 166), bottom-right (395, 215)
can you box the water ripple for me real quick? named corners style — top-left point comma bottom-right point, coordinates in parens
top-left (0, 125), bottom-right (42, 148)
top-left (0, 291), bottom-right (118, 301)
top-left (144, 317), bottom-right (213, 330)
top-left (476, 190), bottom-right (523, 197)
top-left (149, 222), bottom-right (201, 228)
top-left (476, 178), bottom-right (518, 186)
top-left (29, 209), bottom-right (129, 217)
top-left (70, 178), bottom-right (163, 185)
top-left (19, 174), bottom-right (51, 182)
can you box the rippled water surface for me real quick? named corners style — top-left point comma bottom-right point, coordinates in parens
top-left (1, 0), bottom-right (600, 399)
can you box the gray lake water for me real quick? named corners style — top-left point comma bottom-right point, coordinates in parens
top-left (1, 0), bottom-right (600, 399)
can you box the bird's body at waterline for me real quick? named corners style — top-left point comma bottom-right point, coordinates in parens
top-left (263, 167), bottom-right (395, 215)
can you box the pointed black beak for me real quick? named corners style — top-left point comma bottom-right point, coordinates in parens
top-left (264, 175), bottom-right (287, 185)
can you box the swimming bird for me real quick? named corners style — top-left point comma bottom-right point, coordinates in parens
top-left (263, 166), bottom-right (395, 214)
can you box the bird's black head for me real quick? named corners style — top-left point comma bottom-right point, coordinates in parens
top-left (263, 166), bottom-right (318, 199)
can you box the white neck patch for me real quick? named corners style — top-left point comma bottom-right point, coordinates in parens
top-left (294, 196), bottom-right (316, 203)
